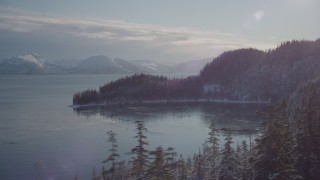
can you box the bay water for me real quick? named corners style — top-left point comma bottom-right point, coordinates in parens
top-left (0, 74), bottom-right (265, 179)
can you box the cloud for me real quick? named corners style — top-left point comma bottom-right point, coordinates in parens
top-left (254, 10), bottom-right (265, 21)
top-left (0, 7), bottom-right (275, 62)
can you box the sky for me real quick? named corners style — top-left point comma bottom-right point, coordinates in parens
top-left (0, 0), bottom-right (319, 64)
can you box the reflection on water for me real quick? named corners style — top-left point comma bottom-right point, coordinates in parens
top-left (75, 102), bottom-right (265, 134)
top-left (74, 102), bottom-right (266, 155)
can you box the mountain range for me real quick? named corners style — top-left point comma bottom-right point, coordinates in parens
top-left (0, 54), bottom-right (211, 74)
top-left (72, 39), bottom-right (320, 105)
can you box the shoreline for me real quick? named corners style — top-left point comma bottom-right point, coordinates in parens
top-left (70, 99), bottom-right (271, 109)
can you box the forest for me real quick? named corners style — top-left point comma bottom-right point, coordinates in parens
top-left (72, 79), bottom-right (320, 180)
top-left (84, 95), bottom-right (319, 179)
top-left (71, 39), bottom-right (320, 179)
top-left (73, 74), bottom-right (202, 105)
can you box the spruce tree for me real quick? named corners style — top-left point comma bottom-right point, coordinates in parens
top-left (102, 131), bottom-right (120, 180)
top-left (131, 120), bottom-right (149, 179)
top-left (193, 149), bottom-right (205, 179)
top-left (253, 105), bottom-right (283, 179)
top-left (164, 147), bottom-right (177, 177)
top-left (254, 103), bottom-right (302, 179)
top-left (219, 128), bottom-right (238, 180)
top-left (240, 140), bottom-right (251, 180)
top-left (273, 105), bottom-right (301, 179)
top-left (147, 146), bottom-right (176, 180)
top-left (206, 121), bottom-right (220, 178)
top-left (295, 90), bottom-right (320, 179)
top-left (147, 146), bottom-right (165, 179)
top-left (176, 155), bottom-right (189, 180)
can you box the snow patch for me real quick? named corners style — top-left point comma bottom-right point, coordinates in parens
top-left (71, 99), bottom-right (270, 109)
top-left (18, 54), bottom-right (45, 66)
top-left (140, 62), bottom-right (159, 71)
top-left (203, 84), bottom-right (221, 93)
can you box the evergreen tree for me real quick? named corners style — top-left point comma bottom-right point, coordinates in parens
top-left (219, 129), bottom-right (238, 180)
top-left (147, 146), bottom-right (165, 179)
top-left (92, 167), bottom-right (101, 180)
top-left (201, 141), bottom-right (211, 179)
top-left (235, 143), bottom-right (243, 179)
top-left (240, 140), bottom-right (251, 180)
top-left (206, 122), bottom-right (220, 178)
top-left (176, 155), bottom-right (189, 180)
top-left (295, 89), bottom-right (320, 179)
top-left (253, 113), bottom-right (278, 178)
top-left (102, 131), bottom-right (120, 180)
top-left (164, 147), bottom-right (178, 177)
top-left (273, 107), bottom-right (301, 179)
top-left (253, 104), bottom-right (302, 179)
top-left (147, 146), bottom-right (176, 180)
top-left (131, 120), bottom-right (149, 179)
top-left (116, 161), bottom-right (127, 180)
top-left (192, 149), bottom-right (205, 180)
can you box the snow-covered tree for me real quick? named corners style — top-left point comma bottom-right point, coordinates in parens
top-left (147, 146), bottom-right (176, 180)
top-left (253, 103), bottom-right (302, 179)
top-left (294, 89), bottom-right (320, 179)
top-left (239, 140), bottom-right (251, 180)
top-left (192, 149), bottom-right (205, 180)
top-left (206, 122), bottom-right (220, 178)
top-left (176, 155), bottom-right (189, 180)
top-left (219, 129), bottom-right (238, 180)
top-left (164, 147), bottom-right (177, 176)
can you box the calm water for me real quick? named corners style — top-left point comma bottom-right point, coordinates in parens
top-left (0, 74), bottom-right (265, 180)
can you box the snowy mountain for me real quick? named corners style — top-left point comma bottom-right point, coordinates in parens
top-left (68, 56), bottom-right (210, 74)
top-left (0, 52), bottom-right (214, 74)
top-left (0, 54), bottom-right (46, 74)
top-left (72, 55), bottom-right (145, 74)
top-left (131, 60), bottom-right (172, 73)
top-left (72, 56), bottom-right (178, 74)
top-left (18, 54), bottom-right (45, 66)
top-left (0, 54), bottom-right (69, 74)
top-left (131, 59), bottom-right (211, 74)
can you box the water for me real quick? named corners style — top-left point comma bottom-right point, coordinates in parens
top-left (0, 74), bottom-right (265, 180)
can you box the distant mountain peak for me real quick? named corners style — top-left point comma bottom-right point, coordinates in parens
top-left (17, 53), bottom-right (45, 67)
top-left (132, 60), bottom-right (164, 72)
top-left (0, 53), bottom-right (47, 74)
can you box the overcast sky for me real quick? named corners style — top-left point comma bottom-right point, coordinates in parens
top-left (0, 0), bottom-right (319, 63)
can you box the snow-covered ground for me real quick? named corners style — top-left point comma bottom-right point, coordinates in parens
top-left (71, 98), bottom-right (270, 109)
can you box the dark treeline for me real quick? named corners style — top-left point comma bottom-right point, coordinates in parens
top-left (73, 74), bottom-right (202, 105)
top-left (73, 39), bottom-right (320, 105)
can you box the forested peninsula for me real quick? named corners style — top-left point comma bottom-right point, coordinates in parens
top-left (73, 39), bottom-right (320, 107)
